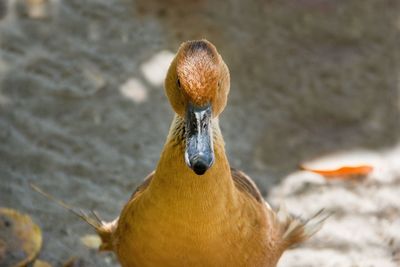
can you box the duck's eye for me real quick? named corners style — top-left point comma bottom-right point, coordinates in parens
top-left (177, 79), bottom-right (181, 89)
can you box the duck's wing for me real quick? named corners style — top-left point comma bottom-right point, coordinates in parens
top-left (230, 168), bottom-right (328, 250)
top-left (230, 167), bottom-right (263, 203)
top-left (129, 170), bottom-right (155, 200)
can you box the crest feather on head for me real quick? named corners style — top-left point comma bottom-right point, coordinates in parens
top-left (176, 40), bottom-right (221, 106)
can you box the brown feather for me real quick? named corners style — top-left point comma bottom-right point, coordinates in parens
top-left (230, 168), bottom-right (263, 203)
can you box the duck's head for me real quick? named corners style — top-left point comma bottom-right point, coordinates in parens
top-left (165, 39), bottom-right (230, 175)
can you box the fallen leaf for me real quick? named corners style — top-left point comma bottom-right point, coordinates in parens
top-left (80, 234), bottom-right (101, 249)
top-left (299, 150), bottom-right (378, 180)
top-left (0, 207), bottom-right (42, 267)
top-left (300, 164), bottom-right (373, 179)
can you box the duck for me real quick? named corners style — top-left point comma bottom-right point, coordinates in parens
top-left (79, 39), bottom-right (326, 267)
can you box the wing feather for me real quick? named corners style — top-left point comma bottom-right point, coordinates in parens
top-left (230, 167), bottom-right (263, 203)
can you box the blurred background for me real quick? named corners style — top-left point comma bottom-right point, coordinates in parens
top-left (0, 0), bottom-right (399, 266)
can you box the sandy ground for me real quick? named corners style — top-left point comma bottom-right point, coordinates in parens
top-left (0, 0), bottom-right (399, 266)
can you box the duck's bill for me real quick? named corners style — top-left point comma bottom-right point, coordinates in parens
top-left (184, 102), bottom-right (214, 175)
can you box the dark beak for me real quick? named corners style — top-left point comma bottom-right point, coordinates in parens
top-left (184, 103), bottom-right (214, 175)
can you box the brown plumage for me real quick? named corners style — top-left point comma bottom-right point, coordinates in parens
top-left (59, 39), bottom-right (326, 266)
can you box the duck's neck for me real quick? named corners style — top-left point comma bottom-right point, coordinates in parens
top-left (148, 115), bottom-right (237, 209)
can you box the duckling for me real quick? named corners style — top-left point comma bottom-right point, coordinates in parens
top-left (90, 40), bottom-right (326, 267)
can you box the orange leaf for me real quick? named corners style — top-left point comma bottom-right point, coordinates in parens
top-left (300, 165), bottom-right (373, 179)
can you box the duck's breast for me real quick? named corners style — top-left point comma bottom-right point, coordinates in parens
top-left (115, 190), bottom-right (282, 267)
